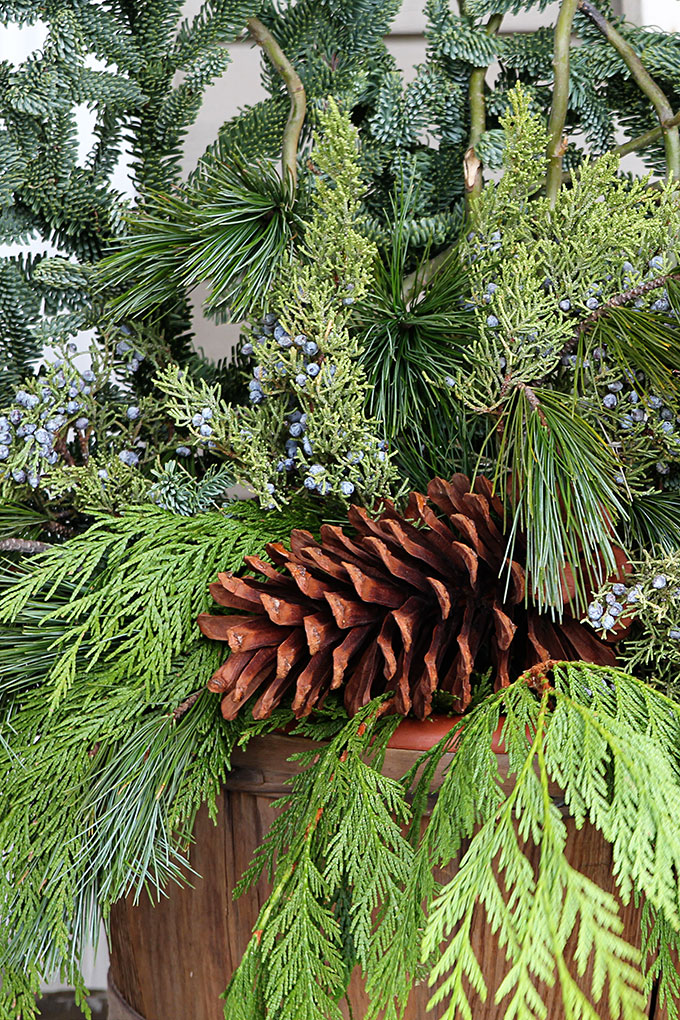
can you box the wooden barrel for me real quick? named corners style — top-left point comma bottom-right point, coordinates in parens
top-left (107, 720), bottom-right (661, 1020)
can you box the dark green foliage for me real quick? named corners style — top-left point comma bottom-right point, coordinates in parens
top-left (628, 491), bottom-right (680, 553)
top-left (353, 198), bottom-right (478, 487)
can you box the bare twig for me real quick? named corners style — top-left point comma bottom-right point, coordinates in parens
top-left (578, 0), bottom-right (680, 180)
top-left (545, 0), bottom-right (579, 205)
top-left (0, 537), bottom-right (51, 554)
top-left (247, 17), bottom-right (306, 193)
top-left (465, 13), bottom-right (503, 206)
top-left (518, 383), bottom-right (548, 426)
top-left (614, 109), bottom-right (680, 159)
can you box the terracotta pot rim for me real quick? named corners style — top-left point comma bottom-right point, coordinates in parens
top-left (278, 713), bottom-right (506, 754)
top-left (388, 714), bottom-right (506, 753)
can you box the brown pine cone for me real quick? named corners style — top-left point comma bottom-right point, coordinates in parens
top-left (198, 475), bottom-right (618, 721)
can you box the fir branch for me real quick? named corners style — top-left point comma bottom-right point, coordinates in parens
top-left (247, 16), bottom-right (306, 194)
top-left (578, 0), bottom-right (680, 180)
top-left (545, 0), bottom-right (579, 205)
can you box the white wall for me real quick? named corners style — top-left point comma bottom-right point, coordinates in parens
top-left (0, 0), bottom-right (673, 995)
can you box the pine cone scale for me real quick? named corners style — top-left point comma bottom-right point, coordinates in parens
top-left (260, 592), bottom-right (309, 626)
top-left (332, 624), bottom-right (373, 688)
top-left (201, 476), bottom-right (621, 719)
top-left (291, 649), bottom-right (333, 715)
top-left (362, 537), bottom-right (433, 592)
top-left (344, 563), bottom-right (405, 607)
top-left (377, 615), bottom-right (399, 679)
top-left (207, 650), bottom-right (255, 693)
top-left (324, 591), bottom-right (383, 628)
top-left (303, 613), bottom-right (339, 655)
top-left (277, 630), bottom-right (308, 679)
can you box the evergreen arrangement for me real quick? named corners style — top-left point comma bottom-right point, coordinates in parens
top-left (3, 1), bottom-right (680, 1019)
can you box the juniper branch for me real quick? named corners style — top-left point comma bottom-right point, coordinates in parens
top-left (530, 272), bottom-right (680, 379)
top-left (247, 17), bottom-right (306, 194)
top-left (578, 0), bottom-right (680, 180)
top-left (545, 0), bottom-right (579, 205)
top-left (576, 271), bottom-right (680, 334)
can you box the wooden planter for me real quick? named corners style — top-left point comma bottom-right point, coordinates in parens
top-left (107, 717), bottom-right (662, 1020)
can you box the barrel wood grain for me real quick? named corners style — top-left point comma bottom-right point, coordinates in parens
top-left (108, 732), bottom-right (660, 1020)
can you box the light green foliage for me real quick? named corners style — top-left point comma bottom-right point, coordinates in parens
top-left (0, 500), bottom-right (316, 704)
top-left (223, 702), bottom-right (413, 1020)
top-left (589, 551), bottom-right (680, 697)
top-left (0, 498), bottom-right (319, 1018)
top-left (158, 102), bottom-right (398, 509)
top-left (225, 665), bottom-right (680, 1020)
top-left (463, 89), bottom-right (680, 409)
top-left (641, 904), bottom-right (680, 1020)
top-left (444, 87), bottom-right (680, 611)
top-left (0, 332), bottom-right (176, 511)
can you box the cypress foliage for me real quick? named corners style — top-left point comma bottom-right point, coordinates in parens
top-left (0, 498), bottom-right (320, 1018)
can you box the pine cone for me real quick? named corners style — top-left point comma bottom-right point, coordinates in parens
top-left (198, 475), bottom-right (618, 720)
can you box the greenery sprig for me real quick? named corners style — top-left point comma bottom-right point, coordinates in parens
top-left (157, 101), bottom-right (398, 510)
top-left (226, 663), bottom-right (680, 1020)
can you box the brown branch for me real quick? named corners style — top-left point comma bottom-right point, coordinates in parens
top-left (172, 688), bottom-right (205, 722)
top-left (54, 434), bottom-right (75, 467)
top-left (545, 272), bottom-right (680, 372)
top-left (518, 383), bottom-right (549, 426)
top-left (576, 271), bottom-right (680, 338)
top-left (0, 537), bottom-right (51, 554)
